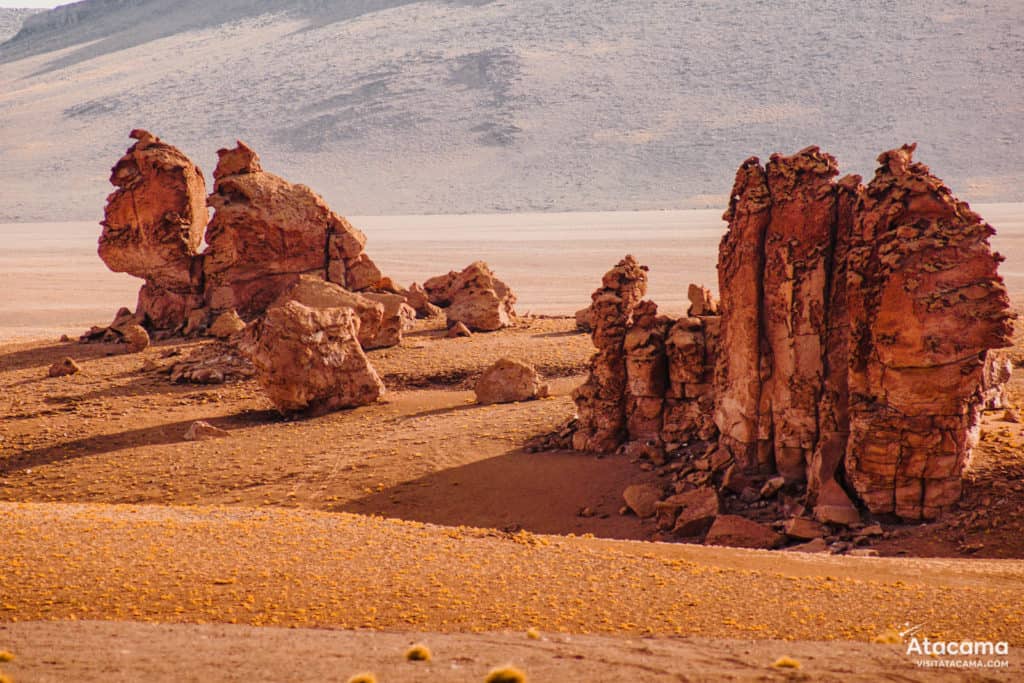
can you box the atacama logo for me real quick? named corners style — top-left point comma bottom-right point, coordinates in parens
top-left (898, 624), bottom-right (1011, 670)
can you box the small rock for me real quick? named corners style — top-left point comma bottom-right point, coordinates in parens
top-left (577, 507), bottom-right (596, 518)
top-left (783, 517), bottom-right (827, 540)
top-left (209, 309), bottom-right (246, 339)
top-left (785, 537), bottom-right (828, 553)
top-left (1003, 408), bottom-right (1020, 423)
top-left (447, 321), bottom-right (472, 338)
top-left (739, 486), bottom-right (760, 504)
top-left (622, 484), bottom-right (662, 518)
top-left (48, 357), bottom-right (81, 377)
top-left (120, 323), bottom-right (150, 353)
top-left (847, 548), bottom-right (879, 557)
top-left (184, 421), bottom-right (229, 441)
top-left (860, 523), bottom-right (884, 537)
top-left (705, 515), bottom-right (784, 549)
top-left (474, 358), bottom-right (548, 405)
top-left (656, 487), bottom-right (720, 536)
top-left (760, 476), bottom-right (785, 498)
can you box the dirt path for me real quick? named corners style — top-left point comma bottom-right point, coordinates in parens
top-left (2, 620), bottom-right (1016, 682)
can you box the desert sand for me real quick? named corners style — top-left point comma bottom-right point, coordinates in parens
top-left (2, 307), bottom-right (1023, 680)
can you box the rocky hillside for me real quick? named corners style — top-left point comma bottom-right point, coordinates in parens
top-left (0, 0), bottom-right (1021, 221)
top-left (0, 8), bottom-right (42, 43)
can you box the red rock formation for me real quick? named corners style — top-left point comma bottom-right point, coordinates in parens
top-left (566, 145), bottom-right (1013, 524)
top-left (474, 358), bottom-right (549, 405)
top-left (431, 262), bottom-right (517, 332)
top-left (99, 129), bottom-right (207, 330)
top-left (204, 141), bottom-right (382, 317)
top-left (571, 256), bottom-right (648, 452)
top-left (844, 144), bottom-right (1014, 519)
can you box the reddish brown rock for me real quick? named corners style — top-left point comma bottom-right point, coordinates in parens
top-left (474, 358), bottom-right (549, 405)
top-left (423, 271), bottom-right (459, 306)
top-left (705, 515), bottom-right (784, 549)
top-left (250, 300), bottom-right (384, 415)
top-left (686, 284), bottom-right (719, 316)
top-left (119, 323), bottom-right (150, 353)
top-left (360, 292), bottom-right (416, 348)
top-left (843, 144), bottom-right (1014, 519)
top-left (99, 130), bottom-right (207, 330)
top-left (447, 321), bottom-right (472, 338)
top-left (658, 487), bottom-right (720, 536)
top-left (208, 309), bottom-right (246, 339)
top-left (403, 283), bottom-right (443, 319)
top-left (203, 141), bottom-right (378, 317)
top-left (183, 421), bottom-right (229, 441)
top-left (624, 300), bottom-right (670, 442)
top-left (48, 357), bottom-right (81, 377)
top-left (622, 483), bottom-right (662, 519)
top-left (442, 262), bottom-right (517, 332)
top-left (571, 256), bottom-right (648, 452)
top-left (272, 274), bottom-right (386, 350)
top-left (575, 306), bottom-right (594, 331)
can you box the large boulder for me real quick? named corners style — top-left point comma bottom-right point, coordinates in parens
top-left (442, 262), bottom-right (517, 332)
top-left (204, 141), bottom-right (382, 317)
top-left (272, 274), bottom-right (387, 350)
top-left (99, 129), bottom-right (207, 330)
top-left (250, 301), bottom-right (384, 415)
top-left (474, 358), bottom-right (549, 405)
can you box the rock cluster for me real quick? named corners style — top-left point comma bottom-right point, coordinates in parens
top-left (93, 131), bottom-right (427, 351)
top-left (567, 145), bottom-right (1013, 523)
top-left (571, 256), bottom-right (721, 456)
top-left (423, 262), bottom-right (517, 332)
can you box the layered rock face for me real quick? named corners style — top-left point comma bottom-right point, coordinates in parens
top-left (204, 142), bottom-right (381, 317)
top-left (250, 301), bottom-right (384, 415)
top-left (715, 145), bottom-right (1012, 520)
top-left (98, 129), bottom-right (207, 329)
top-left (842, 145), bottom-right (1014, 518)
top-left (569, 145), bottom-right (1013, 521)
top-left (571, 256), bottom-right (650, 452)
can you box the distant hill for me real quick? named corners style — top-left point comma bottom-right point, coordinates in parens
top-left (0, 0), bottom-right (1021, 222)
top-left (0, 8), bottom-right (42, 44)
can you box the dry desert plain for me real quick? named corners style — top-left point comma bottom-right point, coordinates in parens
top-left (2, 212), bottom-right (1024, 681)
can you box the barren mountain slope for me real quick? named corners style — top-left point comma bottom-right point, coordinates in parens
top-left (0, 8), bottom-right (41, 43)
top-left (0, 0), bottom-right (1022, 220)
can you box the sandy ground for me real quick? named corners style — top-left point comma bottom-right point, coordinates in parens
top-left (2, 316), bottom-right (1023, 681)
top-left (1, 620), bottom-right (1019, 682)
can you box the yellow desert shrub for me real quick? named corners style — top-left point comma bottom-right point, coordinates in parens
top-left (346, 674), bottom-right (377, 683)
top-left (405, 643), bottom-right (432, 662)
top-left (485, 664), bottom-right (527, 683)
top-left (771, 656), bottom-right (802, 669)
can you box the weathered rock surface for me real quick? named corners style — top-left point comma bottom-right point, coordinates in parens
top-left (572, 256), bottom-right (649, 452)
top-left (360, 292), bottom-right (416, 349)
top-left (99, 130), bottom-right (207, 330)
top-left (705, 515), bottom-right (784, 549)
top-left (655, 487), bottom-right (719, 536)
top-left (441, 262), bottom-right (517, 332)
top-left (168, 342), bottom-right (255, 384)
top-left (272, 275), bottom-right (385, 350)
top-left (560, 145), bottom-right (1013, 524)
top-left (474, 358), bottom-right (549, 405)
top-left (204, 142), bottom-right (381, 317)
top-left (250, 301), bottom-right (384, 415)
top-left (403, 283), bottom-right (443, 319)
top-left (183, 421), bottom-right (229, 441)
top-left (447, 321), bottom-right (472, 338)
top-left (120, 323), bottom-right (150, 353)
top-left (843, 144), bottom-right (1014, 519)
top-left (208, 309), bottom-right (246, 339)
top-left (48, 357), bottom-right (81, 377)
top-left (622, 483), bottom-right (662, 518)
